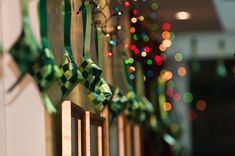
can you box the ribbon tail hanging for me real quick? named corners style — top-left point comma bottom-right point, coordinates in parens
top-left (42, 93), bottom-right (57, 113)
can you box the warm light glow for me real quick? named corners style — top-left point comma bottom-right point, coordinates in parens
top-left (131, 17), bottom-right (137, 23)
top-left (160, 70), bottom-right (173, 81)
top-left (141, 52), bottom-right (147, 57)
top-left (124, 43), bottom-right (129, 49)
top-left (163, 102), bottom-right (172, 112)
top-left (117, 25), bottom-right (122, 30)
top-left (177, 67), bottom-right (187, 77)
top-left (175, 11), bottom-right (191, 20)
top-left (159, 44), bottom-right (166, 52)
top-left (162, 39), bottom-right (172, 48)
top-left (129, 66), bottom-right (136, 73)
top-left (108, 52), bottom-right (112, 57)
top-left (130, 27), bottom-right (136, 33)
top-left (196, 100), bottom-right (207, 111)
top-left (162, 31), bottom-right (171, 40)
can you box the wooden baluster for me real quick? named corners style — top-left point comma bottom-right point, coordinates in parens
top-left (83, 111), bottom-right (90, 156)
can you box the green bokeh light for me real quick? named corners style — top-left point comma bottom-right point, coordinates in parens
top-left (147, 59), bottom-right (153, 65)
top-left (183, 92), bottom-right (193, 103)
top-left (174, 53), bottom-right (183, 62)
top-left (151, 3), bottom-right (158, 10)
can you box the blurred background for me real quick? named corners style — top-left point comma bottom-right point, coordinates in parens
top-left (132, 0), bottom-right (235, 155)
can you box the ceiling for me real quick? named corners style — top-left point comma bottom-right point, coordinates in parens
top-left (157, 0), bottom-right (221, 32)
top-left (135, 0), bottom-right (235, 33)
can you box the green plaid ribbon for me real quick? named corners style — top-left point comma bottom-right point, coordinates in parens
top-left (87, 78), bottom-right (112, 111)
top-left (109, 87), bottom-right (128, 117)
top-left (10, 18), bottom-right (40, 73)
top-left (28, 48), bottom-right (61, 93)
top-left (79, 2), bottom-right (112, 111)
top-left (79, 58), bottom-right (102, 91)
top-left (9, 0), bottom-right (62, 113)
top-left (59, 52), bottom-right (83, 97)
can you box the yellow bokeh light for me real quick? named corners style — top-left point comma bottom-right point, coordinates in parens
top-left (139, 16), bottom-right (145, 21)
top-left (196, 100), bottom-right (207, 111)
top-left (131, 17), bottom-right (137, 23)
top-left (177, 67), bottom-right (187, 77)
top-left (141, 52), bottom-right (147, 57)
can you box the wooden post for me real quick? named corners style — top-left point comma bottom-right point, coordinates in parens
top-left (83, 111), bottom-right (90, 156)
top-left (101, 107), bottom-right (110, 156)
top-left (62, 101), bottom-right (72, 156)
top-left (133, 62), bottom-right (144, 156)
top-left (97, 126), bottom-right (103, 156)
top-left (117, 115), bottom-right (125, 156)
top-left (78, 119), bottom-right (82, 156)
top-left (133, 125), bottom-right (142, 156)
top-left (124, 120), bottom-right (132, 156)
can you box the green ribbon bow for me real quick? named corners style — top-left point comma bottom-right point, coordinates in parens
top-left (57, 0), bottom-right (83, 105)
top-left (9, 0), bottom-right (62, 113)
top-left (79, 58), bottom-right (102, 91)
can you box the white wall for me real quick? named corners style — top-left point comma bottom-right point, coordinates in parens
top-left (0, 0), bottom-right (46, 156)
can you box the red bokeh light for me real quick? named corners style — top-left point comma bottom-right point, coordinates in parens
top-left (162, 22), bottom-right (171, 31)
